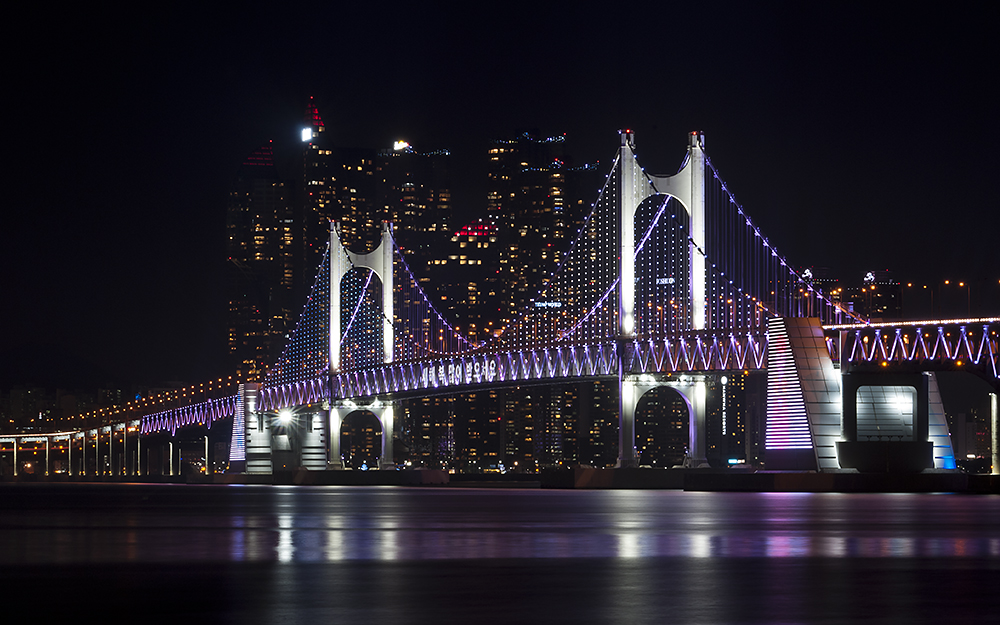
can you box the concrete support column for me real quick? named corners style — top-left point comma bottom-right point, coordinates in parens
top-left (619, 130), bottom-right (640, 339)
top-left (379, 404), bottom-right (395, 470)
top-left (329, 409), bottom-right (344, 469)
top-left (618, 376), bottom-right (639, 468)
top-left (916, 374), bottom-right (930, 443)
top-left (688, 132), bottom-right (706, 331)
top-left (992, 393), bottom-right (998, 475)
top-left (616, 131), bottom-right (651, 469)
top-left (381, 222), bottom-right (394, 365)
top-left (684, 378), bottom-right (709, 468)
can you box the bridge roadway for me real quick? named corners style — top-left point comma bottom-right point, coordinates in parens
top-left (3, 318), bottom-right (995, 477)
top-left (260, 328), bottom-right (770, 410)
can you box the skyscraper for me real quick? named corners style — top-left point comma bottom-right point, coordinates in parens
top-left (299, 98), bottom-right (337, 290)
top-left (299, 99), bottom-right (378, 274)
top-left (377, 141), bottom-right (454, 250)
top-left (225, 142), bottom-right (294, 378)
top-left (486, 131), bottom-right (569, 324)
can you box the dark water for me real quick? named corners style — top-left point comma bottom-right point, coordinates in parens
top-left (2, 484), bottom-right (999, 624)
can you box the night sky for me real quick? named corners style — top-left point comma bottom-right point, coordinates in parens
top-left (4, 4), bottom-right (998, 389)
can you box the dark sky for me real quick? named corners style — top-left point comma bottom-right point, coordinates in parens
top-left (4, 3), bottom-right (998, 388)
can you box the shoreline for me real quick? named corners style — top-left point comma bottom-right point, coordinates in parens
top-left (3, 467), bottom-right (999, 493)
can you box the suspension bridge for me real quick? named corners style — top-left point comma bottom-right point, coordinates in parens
top-left (6, 132), bottom-right (998, 477)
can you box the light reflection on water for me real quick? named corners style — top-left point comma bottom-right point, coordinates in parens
top-left (205, 529), bottom-right (1000, 562)
top-left (4, 486), bottom-right (1000, 564)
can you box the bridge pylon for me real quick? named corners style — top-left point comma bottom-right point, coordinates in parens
top-left (328, 221), bottom-right (395, 469)
top-left (617, 130), bottom-right (709, 468)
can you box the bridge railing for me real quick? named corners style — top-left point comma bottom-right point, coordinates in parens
top-left (824, 318), bottom-right (1000, 379)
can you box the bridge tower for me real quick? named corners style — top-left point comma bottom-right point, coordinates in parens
top-left (328, 221), bottom-right (395, 469)
top-left (618, 131), bottom-right (710, 468)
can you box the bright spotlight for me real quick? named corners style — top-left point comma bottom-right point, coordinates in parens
top-left (891, 394), bottom-right (912, 415)
top-left (278, 410), bottom-right (293, 425)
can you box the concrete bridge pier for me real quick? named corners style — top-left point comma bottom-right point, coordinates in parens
top-left (328, 220), bottom-right (396, 471)
top-left (330, 400), bottom-right (395, 470)
top-left (618, 374), bottom-right (709, 468)
top-left (327, 406), bottom-right (343, 470)
top-left (992, 393), bottom-right (998, 475)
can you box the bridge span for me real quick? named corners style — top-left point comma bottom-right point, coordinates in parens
top-left (15, 132), bottom-right (997, 478)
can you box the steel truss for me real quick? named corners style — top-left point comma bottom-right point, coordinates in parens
top-left (831, 320), bottom-right (999, 379)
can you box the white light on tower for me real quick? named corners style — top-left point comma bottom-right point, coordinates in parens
top-left (278, 410), bottom-right (293, 425)
top-left (393, 140), bottom-right (410, 151)
top-left (301, 128), bottom-right (312, 142)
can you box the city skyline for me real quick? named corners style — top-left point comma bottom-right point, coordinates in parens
top-left (4, 4), bottom-right (998, 389)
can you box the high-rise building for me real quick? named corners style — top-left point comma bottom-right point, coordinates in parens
top-left (377, 141), bottom-right (454, 251)
top-left (424, 220), bottom-right (502, 344)
top-left (487, 131), bottom-right (569, 324)
top-left (455, 390), bottom-right (505, 472)
top-left (330, 145), bottom-right (378, 252)
top-left (402, 396), bottom-right (456, 469)
top-left (485, 131), bottom-right (601, 328)
top-left (299, 99), bottom-right (338, 289)
top-left (539, 384), bottom-right (581, 468)
top-left (299, 98), bottom-right (379, 264)
top-left (225, 142), bottom-right (294, 378)
top-left (705, 372), bottom-right (748, 466)
top-left (843, 269), bottom-right (901, 320)
top-left (483, 133), bottom-right (610, 467)
top-left (578, 380), bottom-right (619, 468)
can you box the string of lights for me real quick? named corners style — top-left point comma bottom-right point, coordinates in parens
top-left (390, 235), bottom-right (476, 358)
top-left (64, 376), bottom-right (246, 428)
top-left (264, 244), bottom-right (333, 387)
top-left (340, 268), bottom-right (375, 346)
top-left (704, 156), bottom-right (866, 326)
top-left (385, 152), bottom-right (626, 358)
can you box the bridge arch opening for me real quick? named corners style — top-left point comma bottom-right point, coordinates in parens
top-left (635, 387), bottom-right (690, 468)
top-left (340, 410), bottom-right (383, 469)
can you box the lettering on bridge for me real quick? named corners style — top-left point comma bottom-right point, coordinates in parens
top-left (421, 357), bottom-right (499, 387)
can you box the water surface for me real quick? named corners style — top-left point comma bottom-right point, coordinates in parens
top-left (2, 484), bottom-right (998, 623)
